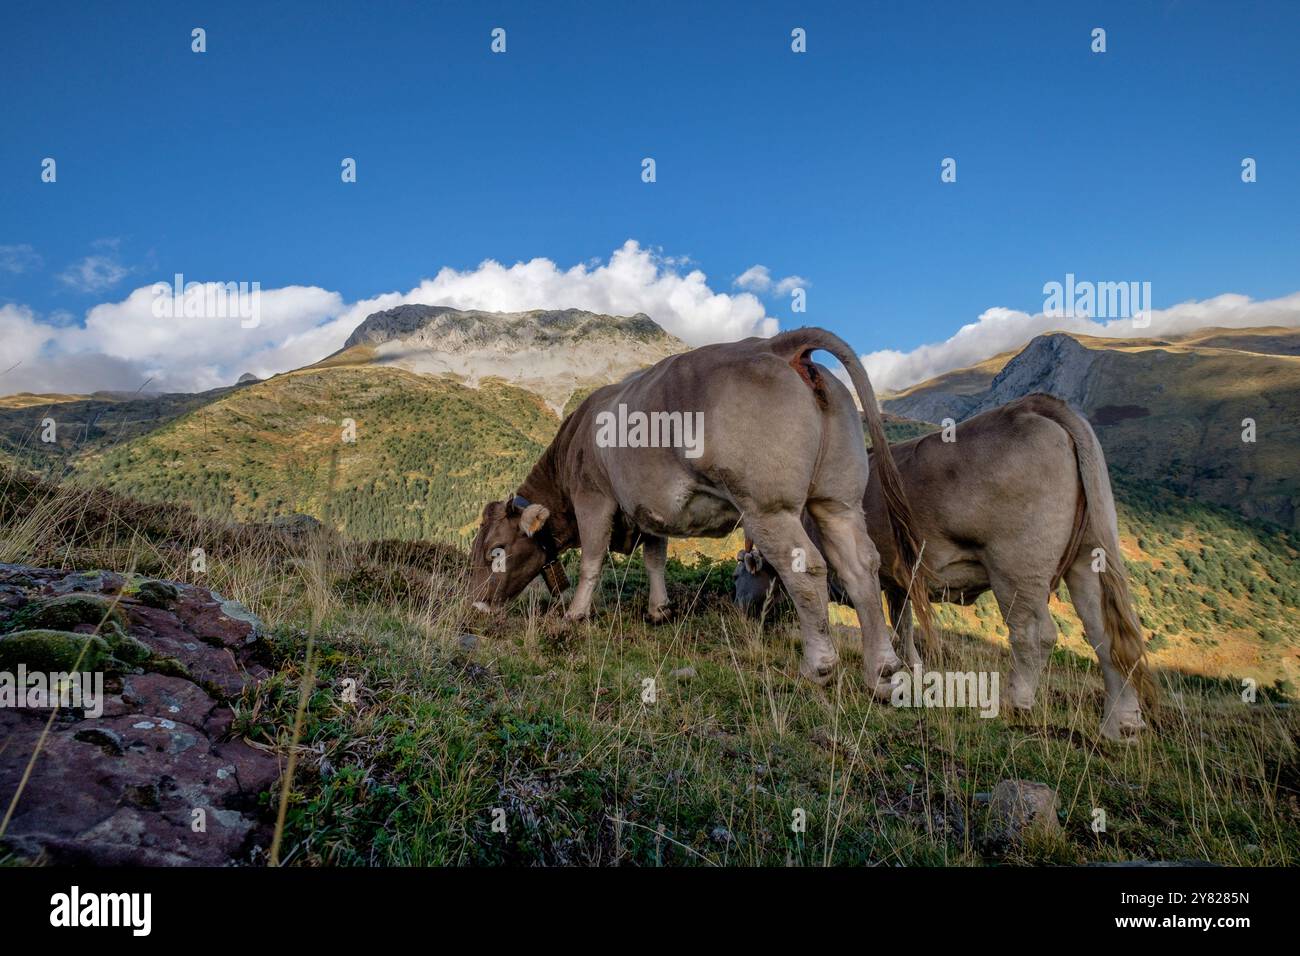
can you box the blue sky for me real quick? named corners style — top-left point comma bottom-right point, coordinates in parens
top-left (2, 0), bottom-right (1298, 394)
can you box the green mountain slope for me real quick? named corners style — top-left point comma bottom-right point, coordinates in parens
top-left (0, 386), bottom-right (246, 478)
top-left (71, 365), bottom-right (557, 544)
top-left (42, 362), bottom-right (1296, 688)
top-left (3, 321), bottom-right (1297, 686)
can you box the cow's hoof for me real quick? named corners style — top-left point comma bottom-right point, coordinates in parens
top-left (1005, 683), bottom-right (1038, 712)
top-left (646, 605), bottom-right (673, 625)
top-left (870, 676), bottom-right (897, 701)
top-left (563, 609), bottom-right (590, 623)
top-left (800, 655), bottom-right (838, 686)
top-left (863, 651), bottom-right (903, 687)
top-left (1101, 711), bottom-right (1146, 742)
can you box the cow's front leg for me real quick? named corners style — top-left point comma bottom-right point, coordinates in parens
top-left (643, 534), bottom-right (672, 623)
top-left (565, 495), bottom-right (617, 621)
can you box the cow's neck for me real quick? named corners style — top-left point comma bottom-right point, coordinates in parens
top-left (516, 425), bottom-right (578, 551)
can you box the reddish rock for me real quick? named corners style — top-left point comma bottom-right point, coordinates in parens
top-left (0, 565), bottom-right (280, 866)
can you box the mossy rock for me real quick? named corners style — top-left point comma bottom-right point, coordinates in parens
top-left (6, 593), bottom-right (127, 634)
top-left (137, 580), bottom-right (180, 609)
top-left (148, 656), bottom-right (192, 680)
top-left (0, 629), bottom-right (110, 672)
top-left (108, 631), bottom-right (154, 666)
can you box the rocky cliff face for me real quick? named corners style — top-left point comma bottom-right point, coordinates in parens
top-left (337, 306), bottom-right (686, 414)
top-left (887, 333), bottom-right (1103, 423)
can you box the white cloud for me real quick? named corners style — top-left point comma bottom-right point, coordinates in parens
top-left (733, 264), bottom-right (807, 298)
top-left (369, 240), bottom-right (777, 346)
top-left (15, 237), bottom-right (1296, 402)
top-left (0, 241), bottom-right (778, 395)
top-left (57, 245), bottom-right (130, 294)
top-left (734, 265), bottom-right (773, 292)
top-left (863, 291), bottom-right (1300, 394)
top-left (773, 275), bottom-right (807, 296)
top-left (0, 244), bottom-right (42, 275)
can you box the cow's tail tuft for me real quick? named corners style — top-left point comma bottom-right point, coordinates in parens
top-left (1028, 394), bottom-right (1157, 709)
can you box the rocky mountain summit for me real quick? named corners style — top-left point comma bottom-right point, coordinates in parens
top-left (333, 305), bottom-right (686, 414)
top-left (886, 333), bottom-right (1099, 424)
top-left (0, 565), bottom-right (279, 865)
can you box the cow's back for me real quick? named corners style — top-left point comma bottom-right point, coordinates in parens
top-left (869, 396), bottom-right (1083, 594)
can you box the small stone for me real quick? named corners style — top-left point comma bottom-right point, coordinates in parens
top-left (671, 666), bottom-right (696, 680)
top-left (710, 826), bottom-right (732, 845)
top-left (457, 632), bottom-right (480, 652)
top-left (987, 779), bottom-right (1061, 845)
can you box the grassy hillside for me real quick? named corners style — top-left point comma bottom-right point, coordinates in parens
top-left (2, 471), bottom-right (1294, 867)
top-left (0, 362), bottom-right (1286, 689)
top-left (0, 387), bottom-right (242, 479)
top-left (71, 366), bottom-right (557, 544)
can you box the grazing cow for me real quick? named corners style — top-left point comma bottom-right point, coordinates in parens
top-left (733, 394), bottom-right (1153, 740)
top-left (469, 328), bottom-right (933, 690)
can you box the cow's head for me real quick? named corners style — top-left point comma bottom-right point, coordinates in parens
top-left (733, 547), bottom-right (778, 617)
top-left (469, 496), bottom-right (561, 610)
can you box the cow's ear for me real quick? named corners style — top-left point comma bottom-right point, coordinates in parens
top-left (520, 503), bottom-right (550, 537)
top-left (735, 549), bottom-right (747, 562)
top-left (742, 549), bottom-right (764, 574)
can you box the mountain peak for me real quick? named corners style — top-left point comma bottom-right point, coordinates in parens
top-left (342, 305), bottom-right (675, 352)
top-left (333, 306), bottom-right (686, 415)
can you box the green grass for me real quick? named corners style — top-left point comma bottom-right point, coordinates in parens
top-left (230, 550), bottom-right (1298, 867)
top-left (2, 464), bottom-right (1297, 867)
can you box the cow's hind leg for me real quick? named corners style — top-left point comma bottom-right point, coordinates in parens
top-left (988, 570), bottom-right (1056, 713)
top-left (642, 534), bottom-right (672, 623)
top-left (1066, 558), bottom-right (1145, 741)
top-left (808, 500), bottom-right (902, 697)
top-left (746, 510), bottom-right (837, 684)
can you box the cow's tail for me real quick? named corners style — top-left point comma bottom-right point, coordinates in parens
top-left (768, 327), bottom-right (935, 640)
top-left (1030, 395), bottom-right (1156, 709)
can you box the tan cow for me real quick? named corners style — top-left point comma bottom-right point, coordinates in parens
top-left (734, 394), bottom-right (1154, 740)
top-left (469, 328), bottom-right (933, 691)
